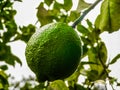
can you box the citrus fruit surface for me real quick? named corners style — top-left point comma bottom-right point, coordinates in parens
top-left (25, 22), bottom-right (82, 82)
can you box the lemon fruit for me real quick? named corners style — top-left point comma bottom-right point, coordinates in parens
top-left (25, 22), bottom-right (82, 82)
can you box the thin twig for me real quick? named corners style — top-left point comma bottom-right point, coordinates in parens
top-left (97, 42), bottom-right (115, 90)
top-left (72, 0), bottom-right (102, 28)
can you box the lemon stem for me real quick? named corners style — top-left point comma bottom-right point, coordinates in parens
top-left (72, 0), bottom-right (102, 28)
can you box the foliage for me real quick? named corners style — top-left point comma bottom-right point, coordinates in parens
top-left (37, 0), bottom-right (80, 26)
top-left (0, 0), bottom-right (35, 89)
top-left (9, 75), bottom-right (37, 90)
top-left (0, 0), bottom-right (21, 66)
top-left (95, 0), bottom-right (120, 33)
top-left (0, 0), bottom-right (120, 90)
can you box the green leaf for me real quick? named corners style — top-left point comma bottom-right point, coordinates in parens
top-left (67, 71), bottom-right (80, 83)
top-left (2, 9), bottom-right (17, 21)
top-left (82, 44), bottom-right (88, 57)
top-left (47, 80), bottom-right (69, 90)
top-left (109, 54), bottom-right (120, 64)
top-left (59, 15), bottom-right (68, 23)
top-left (98, 41), bottom-right (108, 64)
top-left (68, 10), bottom-right (80, 22)
top-left (77, 0), bottom-right (91, 12)
top-left (0, 70), bottom-right (8, 79)
top-left (110, 0), bottom-right (120, 4)
top-left (5, 20), bottom-right (17, 34)
top-left (37, 2), bottom-right (53, 26)
top-left (19, 24), bottom-right (36, 43)
top-left (88, 47), bottom-right (104, 76)
top-left (1, 0), bottom-right (13, 8)
top-left (53, 1), bottom-right (63, 11)
top-left (0, 44), bottom-right (22, 66)
top-left (77, 24), bottom-right (90, 35)
top-left (44, 0), bottom-right (53, 6)
top-left (63, 0), bottom-right (73, 11)
top-left (0, 65), bottom-right (8, 71)
top-left (48, 9), bottom-right (60, 17)
top-left (86, 19), bottom-right (94, 31)
top-left (0, 83), bottom-right (3, 90)
top-left (95, 0), bottom-right (120, 33)
top-left (0, 70), bottom-right (9, 90)
top-left (3, 32), bottom-right (12, 43)
top-left (87, 70), bottom-right (99, 81)
top-left (80, 36), bottom-right (91, 46)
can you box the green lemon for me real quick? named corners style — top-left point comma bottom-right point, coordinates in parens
top-left (25, 22), bottom-right (82, 82)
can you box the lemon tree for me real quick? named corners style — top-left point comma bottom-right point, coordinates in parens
top-left (0, 0), bottom-right (120, 90)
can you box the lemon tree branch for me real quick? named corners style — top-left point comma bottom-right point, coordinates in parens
top-left (72, 0), bottom-right (102, 28)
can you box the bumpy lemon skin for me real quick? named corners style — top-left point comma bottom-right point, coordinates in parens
top-left (25, 22), bottom-right (82, 82)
